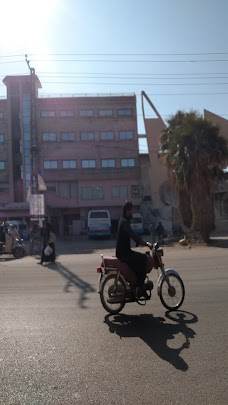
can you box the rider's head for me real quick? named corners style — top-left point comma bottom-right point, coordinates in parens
top-left (123, 200), bottom-right (133, 219)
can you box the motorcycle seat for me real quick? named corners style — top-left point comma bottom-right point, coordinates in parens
top-left (102, 256), bottom-right (137, 286)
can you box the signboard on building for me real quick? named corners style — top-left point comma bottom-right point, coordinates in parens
top-left (29, 194), bottom-right (45, 216)
top-left (131, 185), bottom-right (140, 198)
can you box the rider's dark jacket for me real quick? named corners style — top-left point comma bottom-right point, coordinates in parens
top-left (116, 216), bottom-right (147, 286)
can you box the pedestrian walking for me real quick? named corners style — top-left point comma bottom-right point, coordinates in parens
top-left (38, 221), bottom-right (56, 265)
top-left (155, 221), bottom-right (164, 244)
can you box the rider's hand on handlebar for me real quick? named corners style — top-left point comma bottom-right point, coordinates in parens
top-left (138, 239), bottom-right (152, 249)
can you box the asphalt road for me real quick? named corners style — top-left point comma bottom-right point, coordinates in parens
top-left (0, 237), bottom-right (228, 405)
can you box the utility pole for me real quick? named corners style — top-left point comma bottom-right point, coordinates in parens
top-left (25, 55), bottom-right (38, 194)
top-left (25, 55), bottom-right (42, 255)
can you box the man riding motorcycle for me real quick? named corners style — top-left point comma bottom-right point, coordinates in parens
top-left (116, 201), bottom-right (154, 299)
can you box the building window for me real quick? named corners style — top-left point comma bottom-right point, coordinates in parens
top-left (0, 112), bottom-right (3, 119)
top-left (99, 109), bottom-right (113, 117)
top-left (40, 111), bottom-right (56, 117)
top-left (0, 161), bottom-right (5, 170)
top-left (118, 109), bottom-right (132, 116)
top-left (81, 186), bottom-right (103, 200)
top-left (80, 110), bottom-right (93, 117)
top-left (59, 110), bottom-right (74, 117)
top-left (42, 132), bottom-right (57, 142)
top-left (44, 160), bottom-right (58, 169)
top-left (58, 183), bottom-right (77, 199)
top-left (121, 158), bottom-right (135, 167)
top-left (61, 132), bottom-right (76, 141)
top-left (100, 131), bottom-right (114, 140)
top-left (0, 134), bottom-right (4, 143)
top-left (62, 160), bottom-right (76, 169)
top-left (111, 185), bottom-right (128, 198)
top-left (80, 132), bottom-right (94, 141)
top-left (46, 184), bottom-right (56, 192)
top-left (119, 131), bottom-right (134, 140)
top-left (82, 159), bottom-right (96, 168)
top-left (101, 159), bottom-right (115, 168)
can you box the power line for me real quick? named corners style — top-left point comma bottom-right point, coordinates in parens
top-left (35, 71), bottom-right (228, 76)
top-left (1, 78), bottom-right (228, 87)
top-left (29, 58), bottom-right (228, 63)
top-left (1, 52), bottom-right (228, 59)
top-left (0, 60), bottom-right (24, 65)
top-left (36, 74), bottom-right (228, 80)
top-left (2, 74), bottom-right (228, 82)
top-left (40, 80), bottom-right (228, 86)
top-left (25, 52), bottom-right (228, 56)
top-left (0, 52), bottom-right (228, 58)
top-left (0, 54), bottom-right (25, 59)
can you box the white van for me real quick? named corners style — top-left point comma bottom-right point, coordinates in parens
top-left (87, 210), bottom-right (111, 238)
top-left (131, 213), bottom-right (144, 235)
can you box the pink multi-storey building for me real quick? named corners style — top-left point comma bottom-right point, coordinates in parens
top-left (0, 74), bottom-right (142, 236)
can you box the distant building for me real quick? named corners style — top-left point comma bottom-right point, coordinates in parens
top-left (0, 74), bottom-right (142, 236)
top-left (141, 92), bottom-right (228, 233)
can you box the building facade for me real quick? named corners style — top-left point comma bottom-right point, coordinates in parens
top-left (141, 92), bottom-right (228, 233)
top-left (0, 74), bottom-right (142, 236)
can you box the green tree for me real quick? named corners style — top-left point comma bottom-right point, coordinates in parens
top-left (160, 110), bottom-right (228, 242)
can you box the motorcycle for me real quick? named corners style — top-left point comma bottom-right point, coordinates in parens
top-left (0, 223), bottom-right (26, 259)
top-left (97, 242), bottom-right (185, 314)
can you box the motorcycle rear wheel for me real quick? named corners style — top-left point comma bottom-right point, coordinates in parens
top-left (159, 274), bottom-right (185, 310)
top-left (100, 274), bottom-right (126, 314)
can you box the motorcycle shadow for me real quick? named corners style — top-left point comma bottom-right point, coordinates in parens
top-left (104, 310), bottom-right (198, 371)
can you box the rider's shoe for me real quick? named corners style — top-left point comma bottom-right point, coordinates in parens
top-left (136, 287), bottom-right (150, 300)
top-left (142, 290), bottom-right (150, 300)
top-left (144, 280), bottom-right (153, 290)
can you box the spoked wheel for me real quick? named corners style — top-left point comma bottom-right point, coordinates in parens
top-left (100, 274), bottom-right (126, 314)
top-left (159, 274), bottom-right (185, 310)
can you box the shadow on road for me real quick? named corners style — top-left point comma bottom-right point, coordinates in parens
top-left (54, 238), bottom-right (116, 255)
top-left (104, 310), bottom-right (198, 371)
top-left (47, 261), bottom-right (96, 308)
top-left (0, 256), bottom-right (16, 261)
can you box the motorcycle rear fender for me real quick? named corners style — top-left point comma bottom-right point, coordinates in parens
top-left (157, 269), bottom-right (180, 296)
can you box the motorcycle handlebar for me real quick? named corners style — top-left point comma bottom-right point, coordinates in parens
top-left (146, 241), bottom-right (160, 250)
top-left (146, 241), bottom-right (153, 249)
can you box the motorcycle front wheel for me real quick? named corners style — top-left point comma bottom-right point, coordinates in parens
top-left (100, 274), bottom-right (126, 315)
top-left (159, 274), bottom-right (185, 310)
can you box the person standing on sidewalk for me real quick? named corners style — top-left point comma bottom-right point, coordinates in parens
top-left (155, 221), bottom-right (164, 243)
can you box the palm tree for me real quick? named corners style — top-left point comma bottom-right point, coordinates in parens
top-left (160, 110), bottom-right (228, 242)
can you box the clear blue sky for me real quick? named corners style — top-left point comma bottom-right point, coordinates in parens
top-left (0, 0), bottom-right (227, 146)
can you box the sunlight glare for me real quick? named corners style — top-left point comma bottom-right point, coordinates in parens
top-left (0, 0), bottom-right (60, 54)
